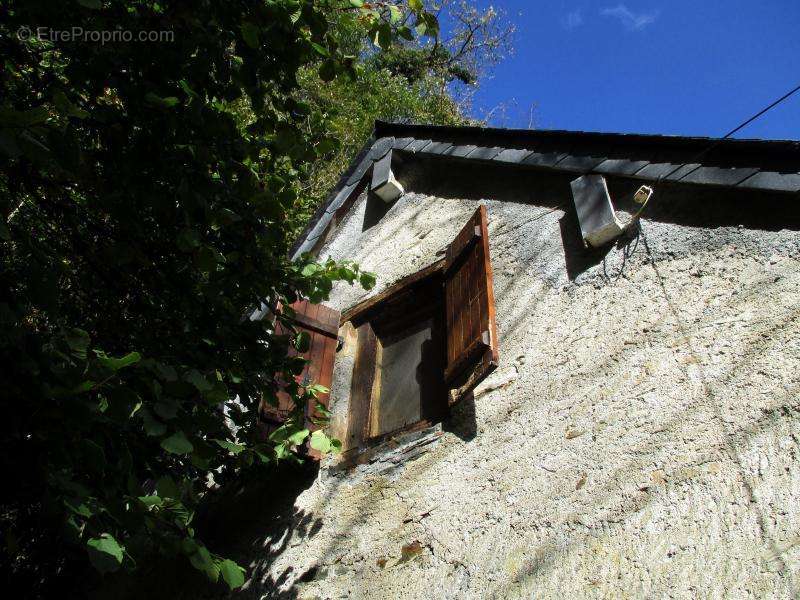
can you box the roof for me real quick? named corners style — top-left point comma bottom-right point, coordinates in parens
top-left (291, 121), bottom-right (800, 259)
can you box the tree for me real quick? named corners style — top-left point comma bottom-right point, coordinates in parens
top-left (0, 1), bottom-right (441, 595)
top-left (291, 0), bottom-right (516, 234)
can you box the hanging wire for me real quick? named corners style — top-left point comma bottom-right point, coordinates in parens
top-left (649, 81), bottom-right (800, 196)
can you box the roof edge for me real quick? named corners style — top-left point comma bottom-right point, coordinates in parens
top-left (290, 122), bottom-right (800, 261)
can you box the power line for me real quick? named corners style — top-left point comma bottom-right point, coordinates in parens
top-left (719, 82), bottom-right (800, 140)
top-left (656, 81), bottom-right (800, 185)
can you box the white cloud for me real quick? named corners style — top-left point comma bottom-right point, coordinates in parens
top-left (601, 4), bottom-right (660, 30)
top-left (563, 9), bottom-right (584, 30)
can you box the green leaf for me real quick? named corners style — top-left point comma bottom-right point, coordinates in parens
top-left (301, 263), bottom-right (321, 277)
top-left (53, 90), bottom-right (89, 119)
top-left (268, 423), bottom-right (291, 444)
top-left (161, 431), bottom-right (194, 455)
top-left (294, 330), bottom-right (311, 353)
top-left (153, 400), bottom-right (178, 420)
top-left (0, 106), bottom-right (49, 128)
top-left (188, 543), bottom-right (219, 581)
top-left (310, 42), bottom-right (329, 57)
top-left (204, 381), bottom-right (229, 404)
top-left (176, 229), bottom-right (201, 252)
top-left (219, 559), bottom-right (246, 589)
top-left (214, 439), bottom-right (246, 455)
top-left (274, 443), bottom-right (290, 460)
top-left (289, 5), bottom-right (303, 23)
top-left (314, 401), bottom-right (332, 418)
top-left (144, 92), bottom-right (179, 109)
top-left (65, 328), bottom-right (90, 360)
top-left (349, 0), bottom-right (364, 7)
top-left (359, 272), bottom-right (376, 290)
top-left (397, 25), bottom-right (414, 41)
top-left (389, 5), bottom-right (402, 24)
top-left (64, 499), bottom-right (93, 518)
top-left (375, 22), bottom-right (392, 49)
top-left (86, 534), bottom-right (124, 573)
top-left (309, 430), bottom-right (331, 453)
top-left (185, 369), bottom-right (212, 392)
top-left (240, 22), bottom-right (259, 49)
top-left (138, 495), bottom-right (163, 508)
top-left (287, 428), bottom-right (310, 446)
top-left (178, 79), bottom-right (199, 102)
top-left (319, 59), bottom-right (337, 82)
top-left (142, 410), bottom-right (167, 436)
top-left (195, 246), bottom-right (219, 273)
top-left (155, 476), bottom-right (180, 499)
top-left (408, 0), bottom-right (424, 11)
top-left (307, 384), bottom-right (329, 398)
top-left (95, 350), bottom-right (141, 371)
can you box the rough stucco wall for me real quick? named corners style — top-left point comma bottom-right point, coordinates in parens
top-left (238, 165), bottom-right (800, 599)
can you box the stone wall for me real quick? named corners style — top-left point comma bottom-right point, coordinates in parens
top-left (237, 161), bottom-right (800, 599)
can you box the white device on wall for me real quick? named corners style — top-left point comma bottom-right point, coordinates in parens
top-left (570, 174), bottom-right (624, 248)
top-left (371, 151), bottom-right (404, 203)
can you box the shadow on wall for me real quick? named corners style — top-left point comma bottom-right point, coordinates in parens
top-left (443, 391), bottom-right (478, 442)
top-left (487, 242), bottom-right (800, 598)
top-left (390, 155), bottom-right (800, 233)
top-left (558, 204), bottom-right (613, 281)
top-left (558, 203), bottom-right (647, 282)
top-left (199, 463), bottom-right (323, 599)
top-left (363, 191), bottom-right (393, 232)
top-left (105, 464), bottom-right (321, 600)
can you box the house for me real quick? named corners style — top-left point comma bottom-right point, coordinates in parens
top-left (248, 121), bottom-right (800, 598)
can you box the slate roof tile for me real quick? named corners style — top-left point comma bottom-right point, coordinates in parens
top-left (467, 146), bottom-right (503, 161)
top-left (493, 148), bottom-right (533, 164)
top-left (444, 144), bottom-right (477, 158)
top-left (521, 151), bottom-right (567, 168)
top-left (420, 141), bottom-right (454, 155)
top-left (593, 159), bottom-right (651, 176)
top-left (736, 170), bottom-right (800, 192)
top-left (679, 166), bottom-right (760, 187)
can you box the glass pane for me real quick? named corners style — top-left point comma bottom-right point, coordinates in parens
top-left (373, 318), bottom-right (441, 436)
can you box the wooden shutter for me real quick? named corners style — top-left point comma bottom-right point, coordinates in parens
top-left (260, 299), bottom-right (340, 458)
top-left (443, 205), bottom-right (499, 403)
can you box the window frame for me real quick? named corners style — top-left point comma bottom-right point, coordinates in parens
top-left (342, 259), bottom-right (449, 451)
top-left (338, 203), bottom-right (500, 458)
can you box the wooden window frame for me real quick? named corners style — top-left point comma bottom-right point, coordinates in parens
top-left (258, 299), bottom-right (340, 460)
top-left (342, 259), bottom-right (447, 451)
top-left (340, 204), bottom-right (500, 455)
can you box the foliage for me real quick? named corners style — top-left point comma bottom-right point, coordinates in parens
top-left (290, 0), bottom-right (515, 234)
top-left (0, 0), bottom-right (440, 595)
top-left (292, 57), bottom-right (465, 233)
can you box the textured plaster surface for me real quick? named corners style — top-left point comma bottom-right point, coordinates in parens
top-left (235, 166), bottom-right (800, 599)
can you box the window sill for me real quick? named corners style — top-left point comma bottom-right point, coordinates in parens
top-left (324, 424), bottom-right (443, 475)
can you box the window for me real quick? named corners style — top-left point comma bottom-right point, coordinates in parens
top-left (258, 205), bottom-right (499, 461)
top-left (259, 299), bottom-right (340, 459)
top-left (341, 204), bottom-right (499, 451)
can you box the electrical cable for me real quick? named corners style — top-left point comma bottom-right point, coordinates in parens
top-left (659, 82), bottom-right (800, 186)
top-left (654, 82), bottom-right (800, 187)
top-left (631, 81), bottom-right (800, 225)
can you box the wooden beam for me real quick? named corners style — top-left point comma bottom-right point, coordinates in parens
top-left (342, 258), bottom-right (445, 323)
top-left (344, 322), bottom-right (379, 451)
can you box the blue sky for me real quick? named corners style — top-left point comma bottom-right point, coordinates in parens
top-left (454, 1), bottom-right (800, 140)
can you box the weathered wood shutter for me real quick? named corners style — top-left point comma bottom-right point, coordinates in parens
top-left (260, 300), bottom-right (340, 457)
top-left (443, 205), bottom-right (499, 403)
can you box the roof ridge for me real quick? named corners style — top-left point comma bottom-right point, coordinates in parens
top-left (374, 120), bottom-right (800, 147)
